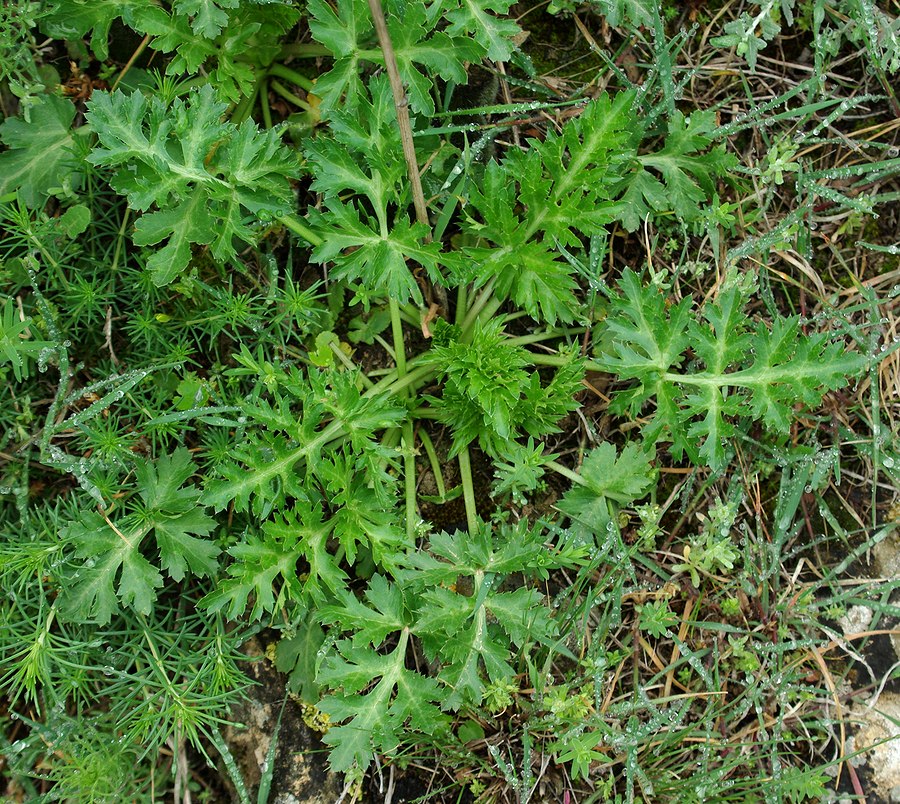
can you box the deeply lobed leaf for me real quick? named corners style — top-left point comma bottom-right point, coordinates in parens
top-left (595, 272), bottom-right (867, 469)
top-left (86, 85), bottom-right (298, 285)
top-left (61, 449), bottom-right (218, 624)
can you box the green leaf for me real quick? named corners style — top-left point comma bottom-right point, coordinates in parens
top-left (311, 206), bottom-right (440, 306)
top-left (710, 11), bottom-right (781, 71)
top-left (61, 512), bottom-right (162, 624)
top-left (173, 0), bottom-right (238, 39)
top-left (0, 298), bottom-right (54, 381)
top-left (618, 110), bottom-right (737, 231)
top-left (86, 85), bottom-right (297, 285)
top-left (42, 1), bottom-right (297, 102)
top-left (594, 0), bottom-right (659, 27)
top-left (319, 574), bottom-right (405, 647)
top-left (134, 449), bottom-right (218, 581)
top-left (307, 0), bottom-right (366, 57)
top-left (204, 367), bottom-right (403, 516)
top-left (444, 0), bottom-right (521, 61)
top-left (386, 4), bottom-right (479, 117)
top-left (318, 636), bottom-right (447, 771)
top-left (518, 351), bottom-right (585, 437)
top-left (138, 6), bottom-right (215, 73)
top-left (202, 433), bottom-right (312, 516)
top-left (304, 76), bottom-right (446, 305)
top-left (464, 92), bottom-right (636, 321)
top-left (487, 241), bottom-right (581, 326)
top-left (276, 621), bottom-right (326, 702)
top-left (308, 0), bottom-right (480, 115)
top-left (400, 521), bottom-right (585, 708)
top-left (61, 449), bottom-right (218, 623)
top-left (557, 442), bottom-right (654, 533)
top-left (317, 583), bottom-right (449, 771)
top-left (57, 204), bottom-right (92, 237)
top-left (0, 94), bottom-right (82, 206)
top-left (491, 439), bottom-right (553, 505)
top-left (428, 319), bottom-right (530, 453)
top-left (594, 272), bottom-right (868, 469)
top-left (638, 599), bottom-right (678, 638)
top-left (202, 501), bottom-right (338, 620)
top-left (40, 0), bottom-right (151, 60)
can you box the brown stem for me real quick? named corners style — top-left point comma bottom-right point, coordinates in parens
top-left (366, 0), bottom-right (430, 234)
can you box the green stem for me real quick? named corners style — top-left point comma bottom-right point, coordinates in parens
top-left (457, 446), bottom-right (479, 534)
top-left (399, 302), bottom-right (421, 327)
top-left (474, 294), bottom-right (504, 329)
top-left (460, 277), bottom-right (497, 336)
top-left (110, 208), bottom-right (130, 275)
top-left (389, 297), bottom-right (417, 539)
top-left (269, 79), bottom-right (313, 113)
top-left (409, 405), bottom-right (439, 419)
top-left (528, 353), bottom-right (576, 368)
top-left (260, 78), bottom-right (273, 130)
top-left (268, 62), bottom-right (315, 92)
top-left (366, 363), bottom-right (433, 399)
top-left (546, 459), bottom-right (586, 486)
top-left (278, 43), bottom-right (331, 59)
top-left (278, 213), bottom-right (322, 247)
top-left (230, 75), bottom-right (262, 125)
top-left (389, 298), bottom-right (407, 379)
top-left (506, 328), bottom-right (585, 348)
top-left (455, 283), bottom-right (468, 327)
top-left (401, 420), bottom-right (418, 539)
top-left (374, 334), bottom-right (396, 362)
top-left (329, 342), bottom-right (375, 389)
top-left (417, 428), bottom-right (446, 499)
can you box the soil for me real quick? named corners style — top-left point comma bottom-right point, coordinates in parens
top-left (221, 638), bottom-right (343, 804)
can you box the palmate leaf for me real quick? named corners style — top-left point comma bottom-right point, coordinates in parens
top-left (557, 442), bottom-right (655, 534)
top-left (0, 94), bottom-right (83, 207)
top-left (173, 0), bottom-right (239, 39)
top-left (204, 369), bottom-right (404, 516)
top-left (464, 92), bottom-right (636, 324)
top-left (202, 432), bottom-right (312, 517)
top-left (416, 585), bottom-right (551, 708)
top-left (427, 318), bottom-right (531, 454)
top-left (40, 0), bottom-right (152, 60)
top-left (307, 0), bottom-right (481, 115)
top-left (318, 638), bottom-right (448, 771)
top-left (86, 85), bottom-right (297, 285)
top-left (42, 1), bottom-right (297, 102)
top-left (61, 449), bottom-right (218, 624)
top-left (304, 75), bottom-right (405, 214)
top-left (386, 4), bottom-right (479, 116)
top-left (310, 204), bottom-right (442, 306)
top-left (618, 110), bottom-right (737, 231)
top-left (317, 577), bottom-right (449, 770)
top-left (305, 76), bottom-right (445, 306)
top-left (594, 271), bottom-right (868, 469)
top-left (594, 0), bottom-right (659, 26)
top-left (400, 522), bottom-right (585, 707)
top-left (444, 0), bottom-right (521, 61)
top-left (201, 501), bottom-right (341, 620)
top-left (428, 321), bottom-right (585, 456)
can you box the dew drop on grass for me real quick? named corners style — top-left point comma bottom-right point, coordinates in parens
top-left (883, 456), bottom-right (895, 469)
top-left (37, 347), bottom-right (54, 372)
